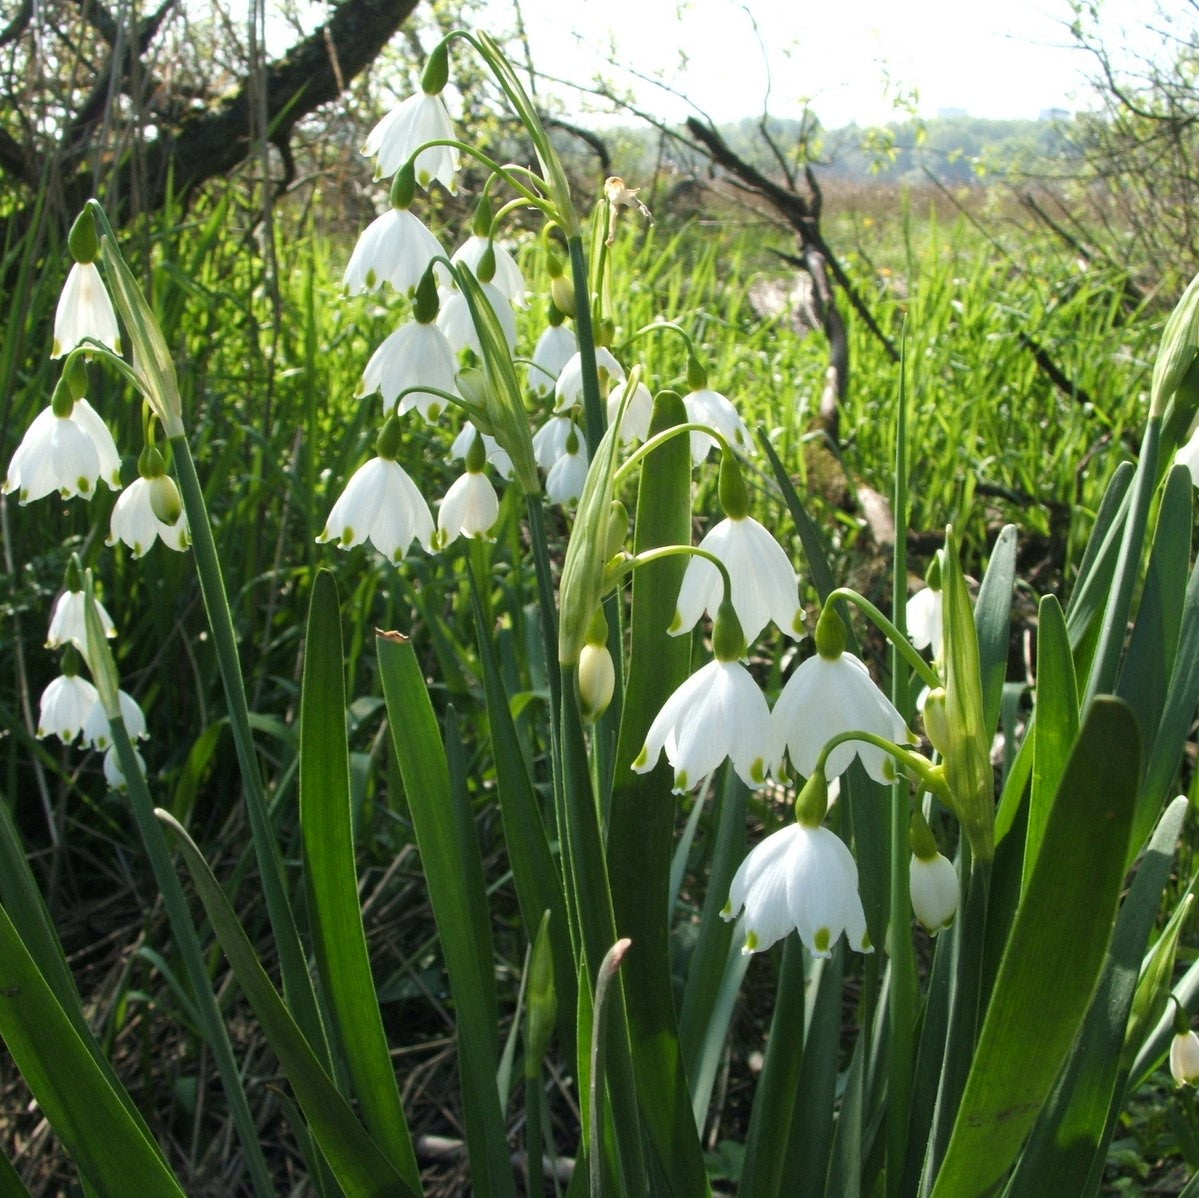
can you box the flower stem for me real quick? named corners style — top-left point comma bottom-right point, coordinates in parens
top-left (170, 432), bottom-right (327, 1053)
top-left (826, 586), bottom-right (941, 691)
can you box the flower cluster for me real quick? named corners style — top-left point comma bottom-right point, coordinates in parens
top-left (36, 571), bottom-right (148, 790)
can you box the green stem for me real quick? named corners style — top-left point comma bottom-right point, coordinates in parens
top-left (826, 586), bottom-right (941, 691)
top-left (106, 714), bottom-right (275, 1198)
top-left (171, 433), bottom-right (328, 1056)
top-left (568, 235), bottom-right (606, 450)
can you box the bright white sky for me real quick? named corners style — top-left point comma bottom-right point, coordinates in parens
top-left (479, 0), bottom-right (1170, 127)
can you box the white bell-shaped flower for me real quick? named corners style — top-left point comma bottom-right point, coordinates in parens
top-left (317, 456), bottom-right (433, 561)
top-left (683, 387), bottom-right (750, 465)
top-left (632, 657), bottom-right (776, 794)
top-left (362, 92), bottom-right (459, 190)
top-left (343, 208), bottom-right (447, 296)
top-left (37, 673), bottom-right (99, 743)
top-left (83, 689), bottom-right (149, 750)
top-left (108, 477), bottom-right (190, 556)
top-left (52, 262), bottom-right (121, 358)
top-left (723, 821), bottom-right (871, 958)
top-left (46, 589), bottom-right (116, 651)
top-left (436, 283), bottom-right (517, 355)
top-left (451, 235), bottom-right (526, 308)
top-left (528, 324), bottom-right (578, 396)
top-left (360, 321), bottom-right (460, 421)
top-left (671, 514), bottom-right (803, 646)
top-left (435, 470), bottom-right (499, 546)
top-left (774, 651), bottom-right (909, 783)
top-left (4, 399), bottom-right (121, 503)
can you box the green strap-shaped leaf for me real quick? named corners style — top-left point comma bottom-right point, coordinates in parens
top-left (1024, 594), bottom-right (1078, 886)
top-left (377, 633), bottom-right (518, 1198)
top-left (929, 697), bottom-right (1140, 1198)
top-left (155, 812), bottom-right (416, 1198)
top-left (0, 902), bottom-right (186, 1197)
top-left (300, 571), bottom-right (420, 1187)
top-left (1005, 795), bottom-right (1188, 1196)
top-left (608, 392), bottom-right (708, 1196)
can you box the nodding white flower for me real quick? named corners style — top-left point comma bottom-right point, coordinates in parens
top-left (37, 673), bottom-right (99, 743)
top-left (451, 235), bottom-right (526, 308)
top-left (723, 821), bottom-right (871, 958)
top-left (545, 437), bottom-right (589, 504)
top-left (907, 586), bottom-right (944, 658)
top-left (83, 689), bottom-right (148, 750)
top-left (452, 422), bottom-right (513, 480)
top-left (632, 658), bottom-right (776, 793)
top-left (317, 457), bottom-right (434, 560)
top-left (343, 208), bottom-right (447, 296)
top-left (683, 387), bottom-right (750, 465)
top-left (362, 92), bottom-right (459, 190)
top-left (46, 589), bottom-right (116, 651)
top-left (359, 322), bottom-right (459, 420)
top-left (437, 282), bottom-right (517, 355)
top-left (1172, 1028), bottom-right (1199, 1088)
top-left (4, 399), bottom-right (122, 503)
top-left (670, 515), bottom-right (803, 645)
top-left (554, 348), bottom-right (625, 410)
top-left (435, 470), bottom-right (499, 546)
top-left (577, 642), bottom-right (616, 722)
top-left (533, 416), bottom-right (588, 504)
top-left (103, 744), bottom-right (145, 791)
top-left (607, 379), bottom-right (654, 444)
top-left (528, 324), bottom-right (578, 396)
top-left (107, 478), bottom-right (190, 556)
top-left (774, 651), bottom-right (909, 784)
top-left (52, 262), bottom-right (121, 358)
top-left (909, 851), bottom-right (959, 934)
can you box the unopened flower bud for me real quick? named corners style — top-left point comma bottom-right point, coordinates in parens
top-left (578, 641), bottom-right (616, 722)
top-left (909, 849), bottom-right (958, 935)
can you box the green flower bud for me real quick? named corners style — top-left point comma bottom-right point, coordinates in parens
top-left (65, 355), bottom-right (89, 401)
top-left (389, 161), bottom-right (417, 211)
top-left (686, 354), bottom-right (708, 391)
top-left (376, 414), bottom-right (404, 461)
top-left (922, 686), bottom-right (951, 757)
top-left (421, 41), bottom-right (450, 95)
top-left (794, 769), bottom-right (829, 827)
top-left (551, 273), bottom-right (577, 319)
top-left (814, 604), bottom-right (848, 660)
top-left (413, 266), bottom-right (440, 325)
top-left (577, 641), bottom-right (616, 722)
top-left (1152, 270), bottom-right (1199, 419)
top-left (712, 595), bottom-right (747, 662)
top-left (68, 209), bottom-right (101, 264)
top-left (51, 374), bottom-right (76, 418)
top-left (718, 450), bottom-right (749, 520)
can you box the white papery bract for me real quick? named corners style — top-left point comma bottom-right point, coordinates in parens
top-left (909, 851), bottom-right (959, 934)
top-left (451, 235), bottom-right (526, 307)
top-left (52, 262), bottom-right (121, 358)
top-left (104, 745), bottom-right (145, 791)
top-left (774, 651), bottom-right (909, 783)
top-left (437, 283), bottom-right (517, 355)
top-left (528, 324), bottom-right (578, 396)
top-left (555, 347), bottom-right (625, 410)
top-left (108, 477), bottom-right (191, 556)
top-left (436, 471), bottom-right (499, 545)
top-left (683, 387), bottom-right (750, 465)
top-left (83, 689), bottom-right (149, 750)
top-left (670, 514), bottom-right (802, 645)
top-left (362, 92), bottom-right (459, 189)
top-left (4, 399), bottom-right (121, 503)
top-left (342, 208), bottom-right (446, 296)
top-left (632, 658), bottom-right (776, 793)
top-left (37, 674), bottom-right (99, 743)
top-left (723, 822), bottom-right (871, 958)
top-left (46, 590), bottom-right (116, 650)
top-left (907, 586), bottom-right (944, 658)
top-left (317, 457), bottom-right (434, 560)
top-left (359, 322), bottom-right (459, 420)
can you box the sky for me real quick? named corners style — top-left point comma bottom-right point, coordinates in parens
top-left (479, 0), bottom-right (1171, 128)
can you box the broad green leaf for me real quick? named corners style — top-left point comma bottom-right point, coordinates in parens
top-left (929, 698), bottom-right (1139, 1198)
top-left (300, 571), bottom-right (419, 1186)
top-left (0, 902), bottom-right (185, 1197)
top-left (1115, 465), bottom-right (1191, 753)
top-left (377, 633), bottom-right (518, 1198)
top-left (1005, 795), bottom-right (1187, 1196)
top-left (1139, 543), bottom-right (1199, 857)
top-left (156, 812), bottom-right (416, 1198)
top-left (1024, 594), bottom-right (1078, 887)
top-left (608, 392), bottom-right (708, 1196)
